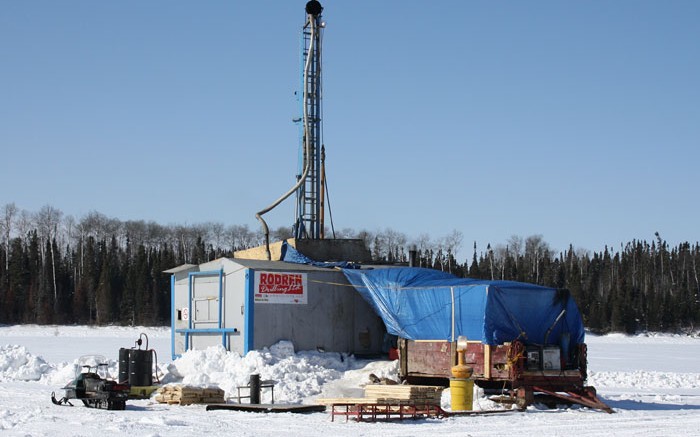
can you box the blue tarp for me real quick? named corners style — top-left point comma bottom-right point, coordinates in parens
top-left (279, 241), bottom-right (358, 269)
top-left (343, 268), bottom-right (585, 349)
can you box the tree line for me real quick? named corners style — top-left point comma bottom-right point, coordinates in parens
top-left (1, 203), bottom-right (698, 333)
top-left (406, 233), bottom-right (700, 334)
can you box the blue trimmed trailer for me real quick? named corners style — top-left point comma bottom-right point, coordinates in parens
top-left (165, 258), bottom-right (385, 360)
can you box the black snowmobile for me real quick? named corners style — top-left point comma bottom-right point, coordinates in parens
top-left (51, 355), bottom-right (130, 410)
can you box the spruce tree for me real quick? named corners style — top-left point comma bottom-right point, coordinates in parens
top-left (6, 238), bottom-right (28, 323)
top-left (96, 240), bottom-right (113, 324)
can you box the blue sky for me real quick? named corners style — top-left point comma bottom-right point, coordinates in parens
top-left (1, 1), bottom-right (698, 256)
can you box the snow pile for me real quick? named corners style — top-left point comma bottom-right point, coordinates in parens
top-left (163, 340), bottom-right (379, 404)
top-left (0, 335), bottom-right (397, 405)
top-left (311, 358), bottom-right (399, 400)
top-left (0, 344), bottom-right (126, 387)
top-left (0, 345), bottom-right (51, 382)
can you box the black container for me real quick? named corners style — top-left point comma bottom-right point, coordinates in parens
top-left (128, 349), bottom-right (153, 386)
top-left (249, 374), bottom-right (261, 404)
top-left (526, 346), bottom-right (542, 371)
top-left (118, 348), bottom-right (130, 384)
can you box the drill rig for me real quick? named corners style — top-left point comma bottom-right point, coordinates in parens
top-left (256, 1), bottom-right (327, 259)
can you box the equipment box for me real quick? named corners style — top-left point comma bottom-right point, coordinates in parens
top-left (542, 347), bottom-right (561, 370)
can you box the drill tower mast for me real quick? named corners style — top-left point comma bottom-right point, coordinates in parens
top-left (254, 1), bottom-right (327, 259)
top-left (294, 1), bottom-right (325, 240)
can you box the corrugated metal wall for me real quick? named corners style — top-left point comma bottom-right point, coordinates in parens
top-left (253, 269), bottom-right (384, 354)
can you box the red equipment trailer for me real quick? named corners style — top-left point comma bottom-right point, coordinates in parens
top-left (343, 267), bottom-right (613, 413)
top-left (398, 338), bottom-right (612, 413)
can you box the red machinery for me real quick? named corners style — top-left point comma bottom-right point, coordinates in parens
top-left (398, 338), bottom-right (612, 413)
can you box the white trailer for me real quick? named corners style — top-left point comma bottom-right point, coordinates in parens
top-left (166, 258), bottom-right (384, 359)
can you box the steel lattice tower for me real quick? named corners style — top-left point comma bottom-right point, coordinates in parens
top-left (294, 1), bottom-right (324, 240)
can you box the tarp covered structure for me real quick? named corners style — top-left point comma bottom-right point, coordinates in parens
top-left (343, 268), bottom-right (585, 349)
top-left (280, 241), bottom-right (358, 269)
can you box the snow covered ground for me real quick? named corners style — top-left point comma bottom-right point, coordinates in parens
top-left (1, 325), bottom-right (699, 436)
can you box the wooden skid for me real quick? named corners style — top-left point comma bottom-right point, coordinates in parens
top-left (155, 384), bottom-right (226, 406)
top-left (363, 385), bottom-right (443, 403)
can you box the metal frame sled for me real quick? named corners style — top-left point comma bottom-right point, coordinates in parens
top-left (509, 385), bottom-right (613, 413)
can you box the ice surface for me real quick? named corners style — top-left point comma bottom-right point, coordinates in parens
top-left (1, 325), bottom-right (699, 436)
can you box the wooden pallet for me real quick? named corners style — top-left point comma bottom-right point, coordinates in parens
top-left (364, 385), bottom-right (443, 403)
top-left (316, 397), bottom-right (374, 405)
top-left (155, 384), bottom-right (226, 406)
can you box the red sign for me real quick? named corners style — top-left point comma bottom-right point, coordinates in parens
top-left (258, 272), bottom-right (304, 295)
top-left (254, 271), bottom-right (308, 304)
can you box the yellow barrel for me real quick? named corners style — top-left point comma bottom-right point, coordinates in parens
top-left (450, 378), bottom-right (474, 411)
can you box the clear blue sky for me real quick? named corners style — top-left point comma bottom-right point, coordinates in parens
top-left (1, 1), bottom-right (699, 256)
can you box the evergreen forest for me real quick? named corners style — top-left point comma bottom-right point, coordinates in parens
top-left (1, 203), bottom-right (698, 333)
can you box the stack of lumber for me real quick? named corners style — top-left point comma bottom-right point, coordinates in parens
top-left (364, 384), bottom-right (443, 405)
top-left (316, 384), bottom-right (443, 406)
top-left (155, 384), bottom-right (226, 406)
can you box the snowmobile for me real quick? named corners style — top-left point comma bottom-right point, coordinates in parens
top-left (51, 355), bottom-right (130, 410)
